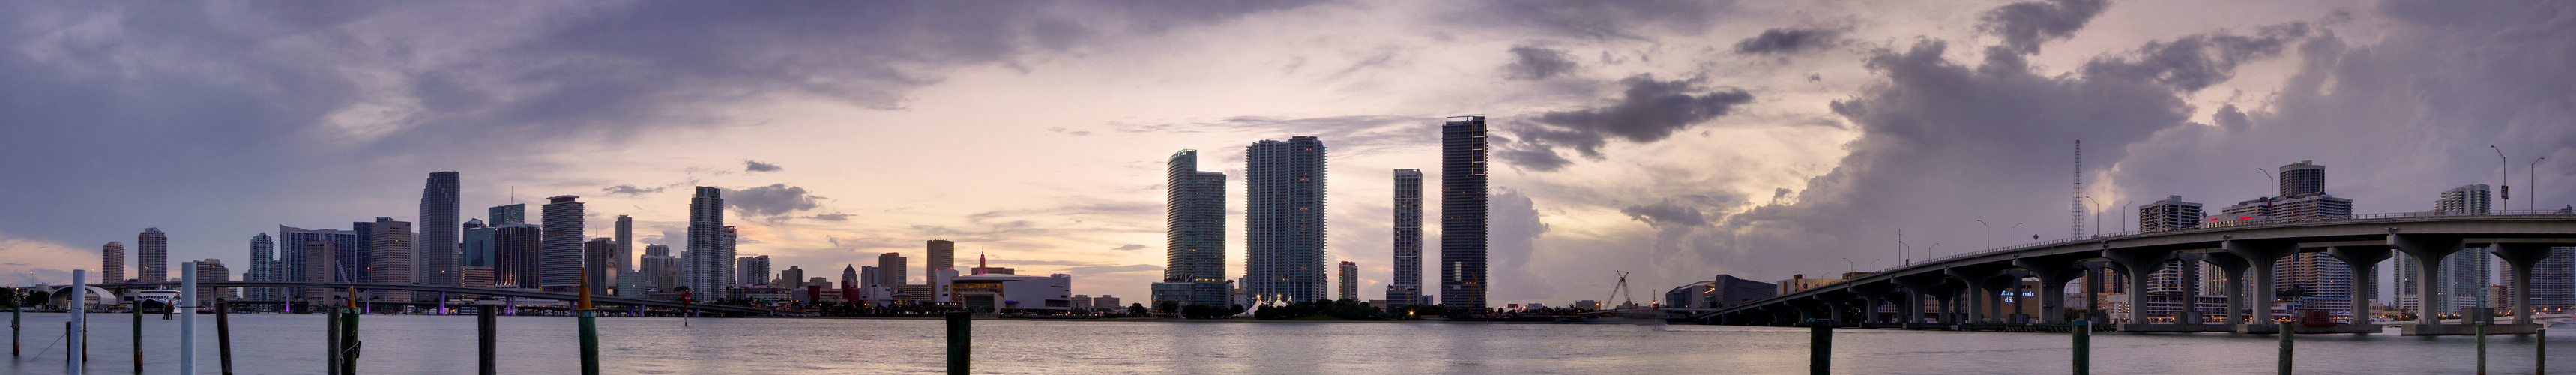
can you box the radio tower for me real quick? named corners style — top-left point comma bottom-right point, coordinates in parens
top-left (2070, 140), bottom-right (2084, 238)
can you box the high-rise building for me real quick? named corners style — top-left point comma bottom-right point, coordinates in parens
top-left (1339, 260), bottom-right (1359, 302)
top-left (489, 203), bottom-right (525, 225)
top-left (738, 255), bottom-right (770, 286)
top-left (192, 260), bottom-right (229, 305)
top-left (2135, 196), bottom-right (2214, 320)
top-left (929, 239), bottom-right (956, 272)
top-left (419, 172), bottom-right (462, 286)
top-left (277, 226), bottom-right (361, 286)
top-left (1389, 169), bottom-right (1424, 306)
top-left (352, 220), bottom-right (375, 282)
top-left (1161, 149), bottom-right (1231, 307)
top-left (1442, 116), bottom-right (1490, 308)
top-left (540, 196), bottom-right (585, 292)
top-left (460, 266), bottom-right (495, 289)
top-left (2400, 184), bottom-right (2498, 315)
top-left (854, 266), bottom-right (874, 287)
top-left (687, 187), bottom-right (728, 299)
top-left (722, 226), bottom-right (738, 288)
top-left (2532, 246), bottom-right (2576, 310)
top-left (138, 228), bottom-right (169, 283)
top-left (1245, 137), bottom-right (1329, 304)
top-left (2138, 196), bottom-right (2203, 233)
top-left (2279, 160), bottom-right (2325, 197)
top-left (246, 233), bottom-right (277, 302)
top-left (615, 215), bottom-right (634, 274)
top-left (2217, 161), bottom-right (2358, 318)
top-left (100, 242), bottom-right (125, 283)
top-left (296, 240), bottom-right (336, 300)
top-left (642, 252), bottom-right (679, 292)
top-left (779, 265), bottom-right (804, 288)
top-left (878, 252), bottom-right (908, 286)
top-left (366, 217), bottom-right (415, 302)
top-left (492, 223), bottom-right (543, 288)
top-left (583, 238), bottom-right (615, 294)
top-left (462, 219), bottom-right (494, 267)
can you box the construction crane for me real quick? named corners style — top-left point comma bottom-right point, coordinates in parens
top-left (1608, 271), bottom-right (1635, 310)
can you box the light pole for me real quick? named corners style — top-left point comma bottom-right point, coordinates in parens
top-left (2009, 223), bottom-right (2024, 247)
top-left (1841, 257), bottom-right (1857, 273)
top-left (2084, 196), bottom-right (2107, 236)
top-left (2531, 158), bottom-right (2546, 211)
top-left (2496, 146), bottom-right (2510, 214)
top-left (1868, 260), bottom-right (1883, 271)
top-left (1926, 243), bottom-right (1940, 259)
top-left (1976, 220), bottom-right (1992, 250)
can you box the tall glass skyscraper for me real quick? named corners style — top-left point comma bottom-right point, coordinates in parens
top-left (138, 227), bottom-right (169, 283)
top-left (277, 225), bottom-right (361, 286)
top-left (246, 233), bottom-right (278, 302)
top-left (1389, 169), bottom-right (1424, 306)
top-left (420, 172), bottom-right (462, 286)
top-left (1159, 149), bottom-right (1231, 307)
top-left (462, 219), bottom-right (494, 267)
top-left (1245, 137), bottom-right (1328, 303)
top-left (492, 223), bottom-right (542, 287)
top-left (489, 203), bottom-right (525, 225)
top-left (540, 196), bottom-right (585, 291)
top-left (1442, 116), bottom-right (1489, 308)
top-left (686, 187), bottom-right (729, 299)
top-left (100, 241), bottom-right (124, 283)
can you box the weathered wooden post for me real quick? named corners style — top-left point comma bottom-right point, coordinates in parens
top-left (948, 311), bottom-right (972, 375)
top-left (479, 307), bottom-right (497, 375)
top-left (326, 302), bottom-right (340, 375)
top-left (2072, 320), bottom-right (2090, 375)
top-left (1810, 319), bottom-right (1833, 375)
top-left (133, 302), bottom-right (143, 373)
top-left (218, 301), bottom-right (235, 375)
top-left (2277, 322), bottom-right (2293, 374)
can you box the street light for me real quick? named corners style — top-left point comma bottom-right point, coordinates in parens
top-left (2496, 146), bottom-right (2511, 214)
top-left (2532, 158), bottom-right (2547, 211)
top-left (2009, 223), bottom-right (2024, 247)
top-left (1926, 243), bottom-right (1940, 259)
top-left (1841, 257), bottom-right (1857, 273)
top-left (1976, 220), bottom-right (1992, 250)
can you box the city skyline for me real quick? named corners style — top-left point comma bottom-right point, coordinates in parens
top-left (4, 0), bottom-right (2575, 306)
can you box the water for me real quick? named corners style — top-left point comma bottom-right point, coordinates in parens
top-left (1, 312), bottom-right (2560, 374)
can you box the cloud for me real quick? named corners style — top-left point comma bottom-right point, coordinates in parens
top-left (725, 184), bottom-right (825, 218)
top-left (807, 212), bottom-right (853, 221)
top-left (1505, 45), bottom-right (1581, 80)
top-left (1978, 0), bottom-right (2111, 55)
top-left (1471, 0), bottom-right (1732, 40)
top-left (1064, 264), bottom-right (1164, 275)
top-left (1047, 127), bottom-right (1093, 136)
top-left (1621, 200), bottom-right (1710, 228)
top-left (1499, 74), bottom-right (1758, 171)
top-left (745, 160), bottom-right (784, 173)
top-left (1111, 244), bottom-right (1149, 250)
top-left (1731, 28), bottom-right (1844, 55)
top-left (1488, 188), bottom-right (1558, 301)
top-left (600, 184), bottom-right (665, 196)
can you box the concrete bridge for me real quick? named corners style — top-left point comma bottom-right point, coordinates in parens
top-left (1695, 211), bottom-right (2576, 335)
top-left (84, 280), bottom-right (782, 316)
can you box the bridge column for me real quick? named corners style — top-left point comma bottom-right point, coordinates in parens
top-left (2204, 253), bottom-right (2251, 324)
top-left (1859, 294), bottom-right (1885, 324)
top-left (1892, 276), bottom-right (1944, 324)
top-left (2327, 246), bottom-right (2392, 323)
top-left (2175, 254), bottom-right (2204, 324)
top-left (2102, 249), bottom-right (2174, 325)
top-left (2016, 257), bottom-right (2083, 325)
top-left (2226, 240), bottom-right (2300, 327)
top-left (2491, 243), bottom-right (2554, 326)
top-left (1946, 267), bottom-right (2003, 324)
top-left (2389, 234), bottom-right (2465, 328)
top-left (1932, 287), bottom-right (1956, 324)
top-left (2083, 261), bottom-right (2107, 322)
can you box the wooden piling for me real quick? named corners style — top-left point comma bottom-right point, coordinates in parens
top-left (1810, 319), bottom-right (1832, 375)
top-left (479, 308), bottom-right (497, 375)
top-left (948, 311), bottom-right (972, 375)
top-left (218, 302), bottom-right (235, 375)
top-left (2072, 320), bottom-right (2090, 375)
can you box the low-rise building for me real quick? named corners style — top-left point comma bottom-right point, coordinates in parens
top-left (950, 274), bottom-right (1073, 310)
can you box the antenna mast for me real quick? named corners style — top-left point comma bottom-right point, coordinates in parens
top-left (2071, 140), bottom-right (2084, 238)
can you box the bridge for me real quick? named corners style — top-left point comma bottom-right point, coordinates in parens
top-left (84, 280), bottom-right (782, 316)
top-left (1694, 211), bottom-right (2576, 335)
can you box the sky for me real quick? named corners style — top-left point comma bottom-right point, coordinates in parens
top-left (3, 0), bottom-right (2572, 306)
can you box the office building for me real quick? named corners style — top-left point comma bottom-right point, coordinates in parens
top-left (462, 219), bottom-right (494, 267)
top-left (1339, 260), bottom-right (1359, 301)
top-left (951, 273), bottom-right (1074, 310)
top-left (2532, 246), bottom-right (2576, 310)
top-left (1390, 169), bottom-right (1425, 306)
top-left (277, 226), bottom-right (361, 286)
top-left (1163, 149), bottom-right (1231, 307)
top-left (878, 252), bottom-right (909, 286)
top-left (138, 227), bottom-right (169, 283)
top-left (2135, 196), bottom-right (2223, 320)
top-left (615, 215), bottom-right (633, 273)
top-left (245, 233), bottom-right (277, 302)
top-left (420, 172), bottom-right (462, 286)
top-left (461, 266), bottom-right (495, 289)
top-left (738, 255), bottom-right (770, 286)
top-left (857, 266), bottom-right (877, 287)
top-left (352, 220), bottom-right (377, 282)
top-left (1441, 116), bottom-right (1491, 308)
top-left (582, 238), bottom-right (618, 294)
top-left (192, 260), bottom-right (229, 305)
top-left (929, 239), bottom-right (956, 272)
top-left (540, 196), bottom-right (585, 292)
top-left (1094, 295), bottom-right (1121, 309)
top-left (779, 266), bottom-right (804, 288)
top-left (1665, 274), bottom-right (1778, 308)
top-left (2280, 160), bottom-right (2324, 197)
top-left (489, 203), bottom-right (525, 225)
top-left (101, 242), bottom-right (125, 283)
top-left (687, 187), bottom-right (729, 299)
top-left (366, 217), bottom-right (415, 302)
top-left (296, 240), bottom-right (337, 301)
top-left (642, 253), bottom-right (678, 291)
top-left (1245, 136), bottom-right (1330, 303)
top-left (492, 223), bottom-right (543, 288)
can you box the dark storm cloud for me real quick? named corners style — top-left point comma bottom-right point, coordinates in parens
top-left (2079, 23), bottom-right (2309, 92)
top-left (0, 1), bottom-right (1324, 266)
top-left (1620, 200), bottom-right (1711, 228)
top-left (1506, 45), bottom-right (1581, 80)
top-left (1731, 28), bottom-right (1844, 55)
top-left (600, 184), bottom-right (665, 196)
top-left (744, 160), bottom-right (784, 173)
top-left (1473, 0), bottom-right (1733, 40)
top-left (1498, 74), bottom-right (1757, 172)
top-left (1978, 0), bottom-right (2110, 55)
top-left (725, 184), bottom-right (824, 218)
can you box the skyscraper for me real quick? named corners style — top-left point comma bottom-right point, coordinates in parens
top-left (489, 203), bottom-right (525, 225)
top-left (366, 217), bottom-right (414, 302)
top-left (246, 233), bottom-right (277, 302)
top-left (192, 260), bottom-right (229, 305)
top-left (878, 252), bottom-right (908, 286)
top-left (1339, 260), bottom-right (1359, 302)
top-left (929, 239), bottom-right (956, 272)
top-left (1390, 169), bottom-right (1424, 306)
top-left (296, 240), bottom-right (336, 300)
top-left (2136, 196), bottom-right (2210, 320)
top-left (844, 265), bottom-right (861, 287)
top-left (352, 220), bottom-right (375, 283)
top-left (722, 226), bottom-right (738, 290)
top-left (687, 187), bottom-right (728, 299)
top-left (138, 228), bottom-right (168, 283)
top-left (492, 223), bottom-right (543, 288)
top-left (277, 226), bottom-right (361, 285)
top-left (2279, 160), bottom-right (2325, 197)
top-left (2528, 246), bottom-right (2576, 310)
top-left (1442, 116), bottom-right (1490, 308)
top-left (2401, 184), bottom-right (2497, 314)
top-left (2218, 161), bottom-right (2358, 317)
top-left (1246, 137), bottom-right (1329, 303)
top-left (737, 255), bottom-right (770, 286)
top-left (462, 219), bottom-right (494, 267)
top-left (100, 242), bottom-right (124, 283)
top-left (584, 238), bottom-right (615, 294)
top-left (615, 215), bottom-right (634, 273)
top-left (1162, 149), bottom-right (1231, 307)
top-left (779, 265), bottom-right (804, 288)
top-left (860, 266), bottom-right (881, 288)
top-left (419, 172), bottom-right (462, 286)
top-left (642, 244), bottom-right (677, 291)
top-left (540, 196), bottom-right (585, 292)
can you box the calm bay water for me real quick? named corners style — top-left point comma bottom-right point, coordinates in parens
top-left (1, 312), bottom-right (2560, 374)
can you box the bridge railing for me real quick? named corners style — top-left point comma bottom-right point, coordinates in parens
top-left (1881, 209), bottom-right (2576, 273)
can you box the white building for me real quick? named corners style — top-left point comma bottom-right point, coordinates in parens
top-left (950, 273), bottom-right (1073, 310)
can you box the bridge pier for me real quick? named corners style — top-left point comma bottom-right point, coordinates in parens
top-left (2326, 245), bottom-right (2391, 325)
top-left (2174, 254), bottom-right (2205, 324)
top-left (1946, 267), bottom-right (2004, 324)
top-left (2102, 248), bottom-right (2173, 327)
top-left (2224, 240), bottom-right (2297, 330)
top-left (2390, 234), bottom-right (2467, 334)
top-left (2203, 252), bottom-right (2250, 325)
top-left (2491, 243), bottom-right (2554, 326)
top-left (2015, 256), bottom-right (2085, 324)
